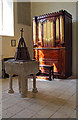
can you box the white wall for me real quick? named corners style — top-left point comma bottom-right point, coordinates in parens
top-left (32, 2), bottom-right (76, 77)
top-left (76, 2), bottom-right (78, 79)
top-left (2, 2), bottom-right (33, 59)
top-left (0, 36), bottom-right (2, 77)
top-left (1, 2), bottom-right (76, 77)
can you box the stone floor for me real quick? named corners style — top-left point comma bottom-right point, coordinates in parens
top-left (2, 77), bottom-right (76, 118)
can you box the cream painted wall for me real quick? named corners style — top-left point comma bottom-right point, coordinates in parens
top-left (32, 2), bottom-right (76, 77)
top-left (1, 2), bottom-right (76, 77)
top-left (76, 2), bottom-right (78, 79)
top-left (2, 2), bottom-right (33, 59)
top-left (0, 36), bottom-right (2, 77)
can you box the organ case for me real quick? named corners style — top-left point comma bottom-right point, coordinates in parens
top-left (33, 10), bottom-right (72, 78)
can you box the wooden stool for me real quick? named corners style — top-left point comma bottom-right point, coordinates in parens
top-left (40, 65), bottom-right (54, 81)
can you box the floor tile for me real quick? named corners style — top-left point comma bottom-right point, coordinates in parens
top-left (2, 77), bottom-right (76, 118)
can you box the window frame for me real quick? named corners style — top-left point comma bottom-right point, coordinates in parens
top-left (0, 0), bottom-right (14, 36)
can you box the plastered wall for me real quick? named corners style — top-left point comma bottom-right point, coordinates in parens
top-left (76, 2), bottom-right (78, 79)
top-left (1, 2), bottom-right (76, 77)
top-left (2, 2), bottom-right (33, 59)
top-left (0, 37), bottom-right (2, 77)
top-left (32, 2), bottom-right (76, 77)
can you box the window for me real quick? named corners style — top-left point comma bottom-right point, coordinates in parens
top-left (0, 0), bottom-right (14, 36)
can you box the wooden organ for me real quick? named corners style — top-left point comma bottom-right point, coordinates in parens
top-left (33, 10), bottom-right (72, 78)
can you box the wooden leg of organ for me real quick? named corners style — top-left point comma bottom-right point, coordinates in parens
top-left (32, 74), bottom-right (38, 93)
top-left (8, 74), bottom-right (14, 93)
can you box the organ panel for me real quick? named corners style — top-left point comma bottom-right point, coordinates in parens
top-left (33, 10), bottom-right (72, 78)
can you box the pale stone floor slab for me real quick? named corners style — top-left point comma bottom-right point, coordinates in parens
top-left (2, 77), bottom-right (76, 118)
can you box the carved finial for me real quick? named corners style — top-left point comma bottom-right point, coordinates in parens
top-left (20, 28), bottom-right (23, 38)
